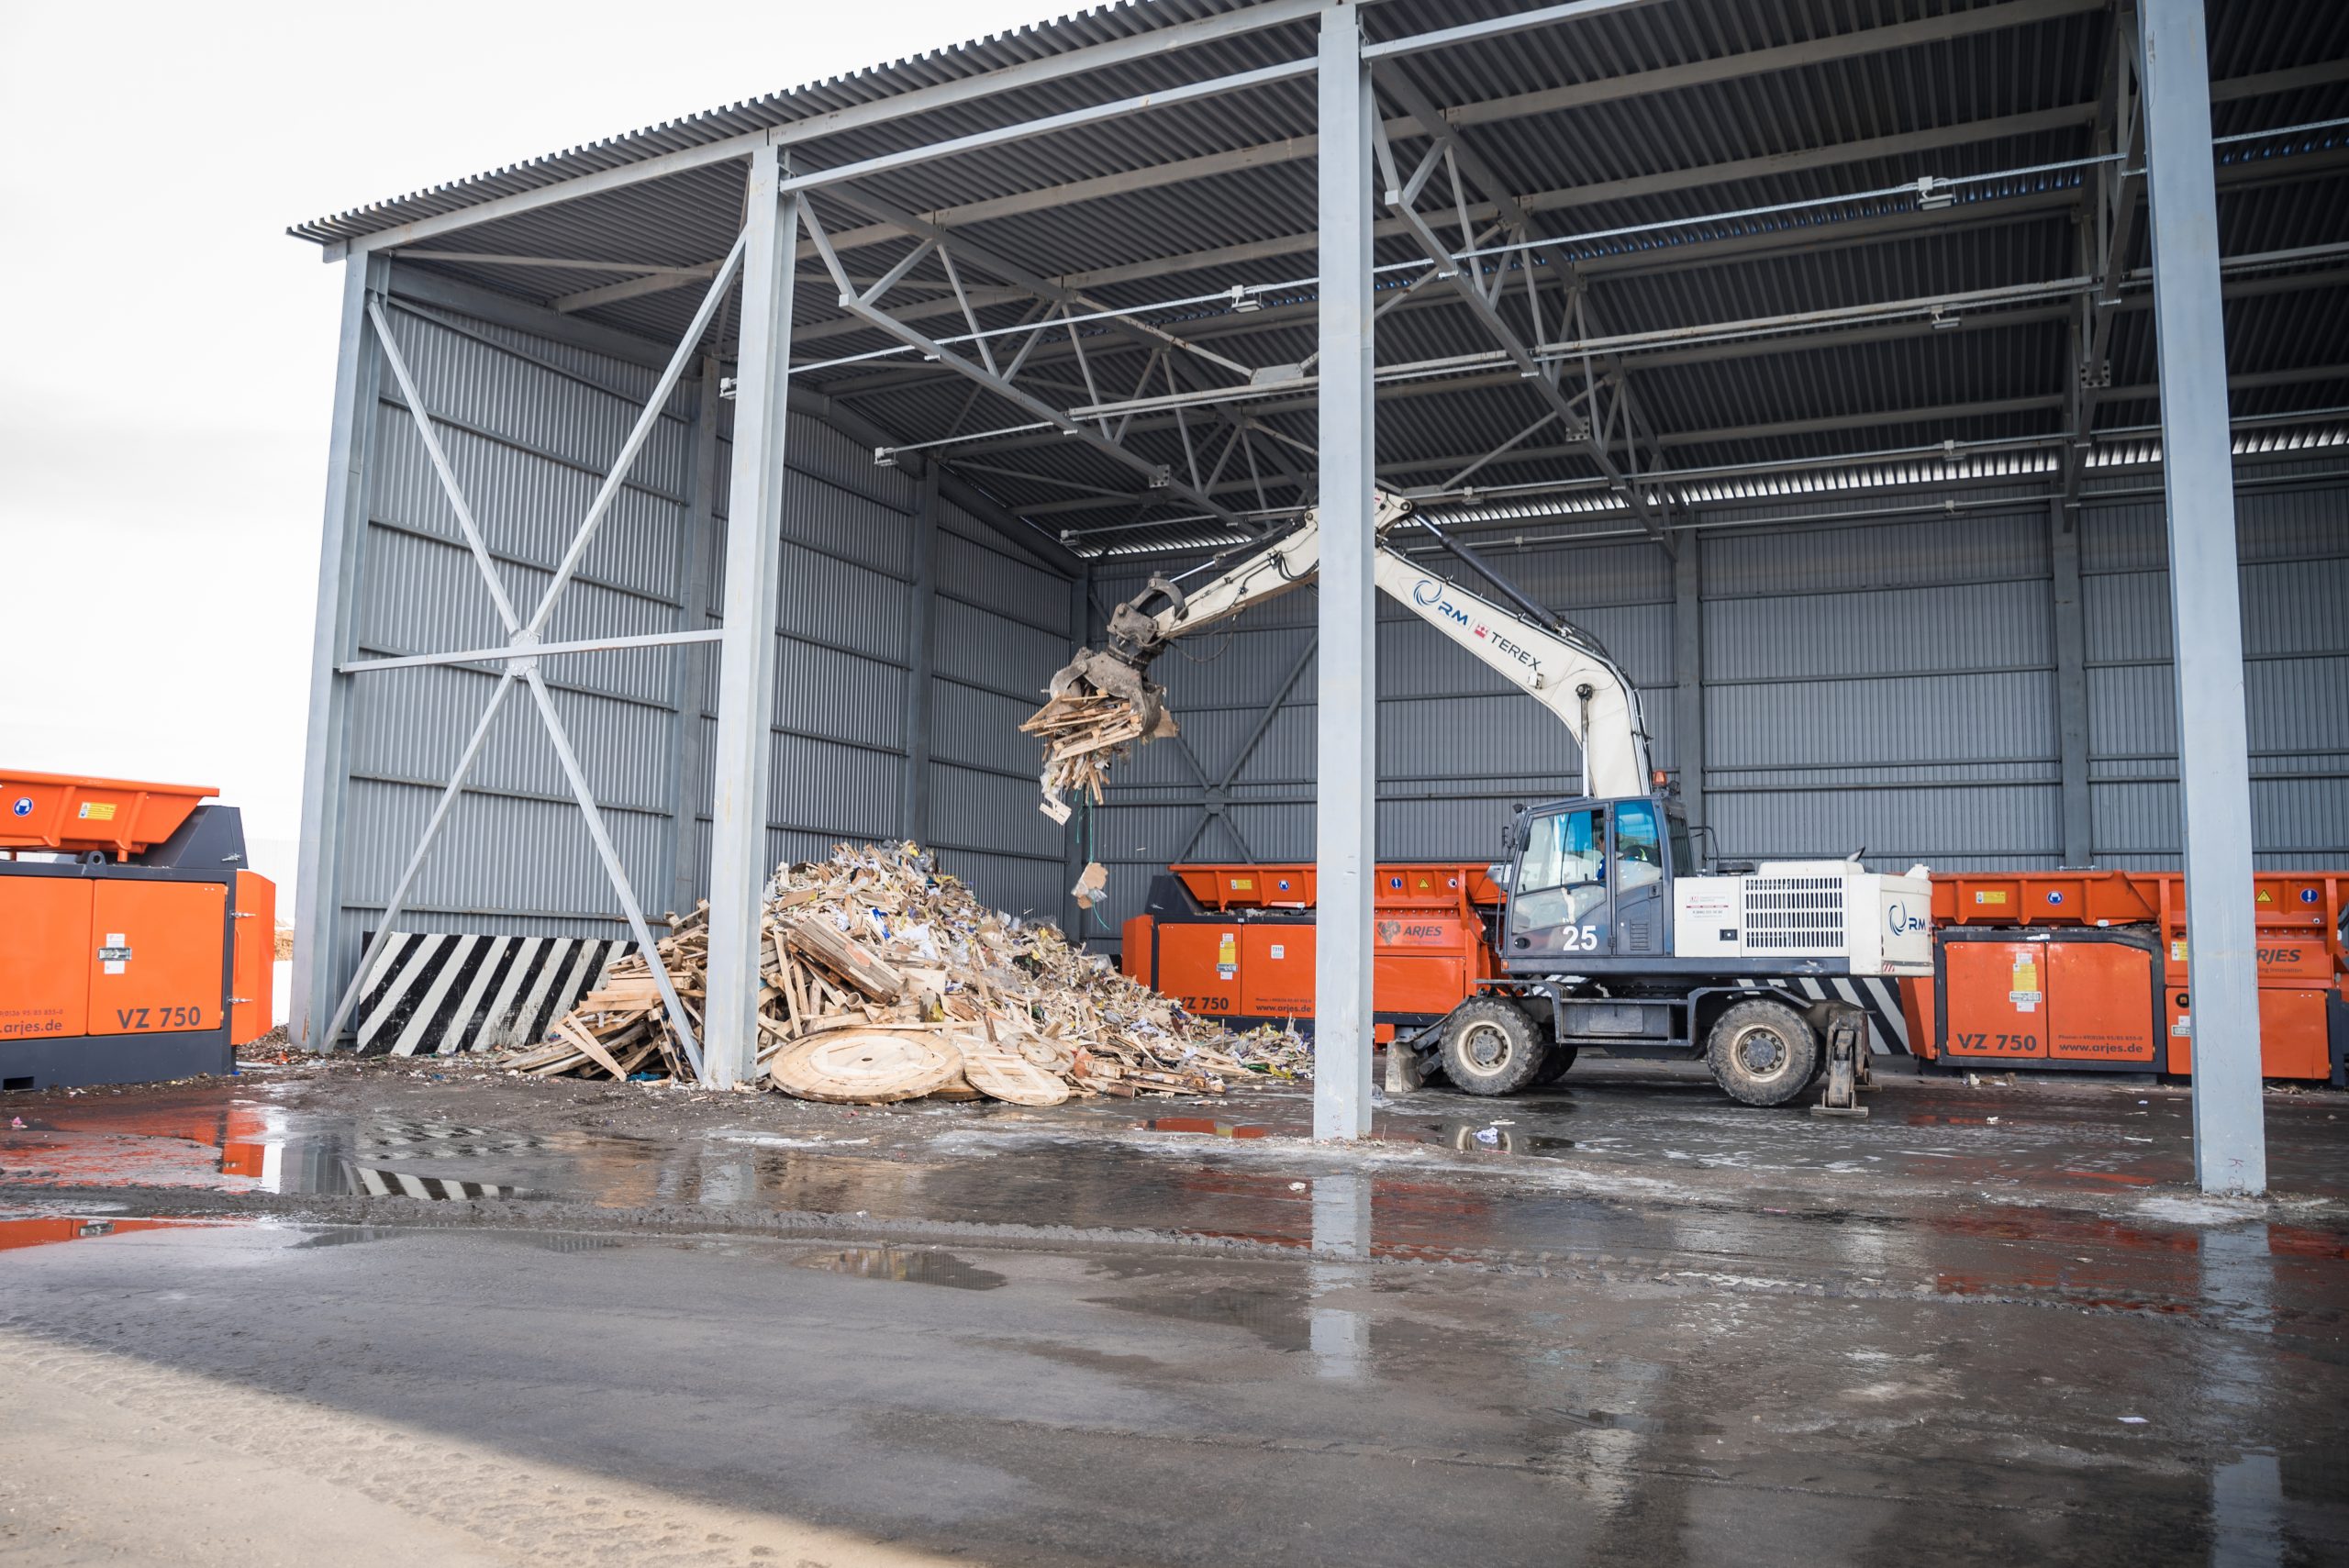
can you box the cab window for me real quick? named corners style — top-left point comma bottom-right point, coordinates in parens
top-left (1521, 807), bottom-right (1604, 893)
top-left (1615, 799), bottom-right (1664, 891)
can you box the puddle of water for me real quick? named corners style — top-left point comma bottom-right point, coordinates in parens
top-left (795, 1246), bottom-right (1006, 1290)
top-left (1146, 1118), bottom-right (1271, 1140)
top-left (1421, 1122), bottom-right (1575, 1157)
top-left (0, 1216), bottom-right (217, 1252)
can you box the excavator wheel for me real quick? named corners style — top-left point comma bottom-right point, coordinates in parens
top-left (1440, 995), bottom-right (1550, 1096)
top-left (1705, 998), bottom-right (1820, 1107)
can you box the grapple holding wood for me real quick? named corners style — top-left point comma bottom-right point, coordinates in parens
top-left (1023, 577), bottom-right (1194, 817)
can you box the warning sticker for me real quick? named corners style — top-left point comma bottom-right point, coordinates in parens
top-left (1974, 889), bottom-right (2009, 906)
top-left (2008, 951), bottom-right (2042, 1013)
top-left (77, 801), bottom-right (117, 822)
top-left (1216, 932), bottom-right (1238, 982)
top-left (99, 932), bottom-right (132, 975)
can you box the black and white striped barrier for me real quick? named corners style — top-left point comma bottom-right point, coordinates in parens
top-left (1789, 977), bottom-right (1910, 1056)
top-left (351, 933), bottom-right (631, 1057)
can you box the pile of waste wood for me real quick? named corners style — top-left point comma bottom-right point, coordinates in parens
top-left (1019, 692), bottom-right (1146, 823)
top-left (506, 842), bottom-right (1309, 1105)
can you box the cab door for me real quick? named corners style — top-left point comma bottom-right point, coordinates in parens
top-left (1609, 799), bottom-right (1668, 958)
top-left (1506, 805), bottom-right (1610, 960)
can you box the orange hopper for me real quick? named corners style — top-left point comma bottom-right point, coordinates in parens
top-left (0, 772), bottom-right (218, 862)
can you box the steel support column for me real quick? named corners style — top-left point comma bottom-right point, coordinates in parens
top-left (1062, 566), bottom-right (1100, 942)
top-left (1314, 0), bottom-right (1376, 1141)
top-left (668, 359), bottom-right (724, 920)
top-left (705, 148), bottom-right (801, 1089)
top-left (2049, 499), bottom-right (2094, 867)
top-left (292, 253), bottom-right (386, 1050)
top-left (2138, 0), bottom-right (2264, 1195)
top-left (899, 468), bottom-right (941, 844)
top-left (1672, 539), bottom-right (1705, 833)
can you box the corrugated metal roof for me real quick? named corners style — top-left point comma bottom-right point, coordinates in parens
top-left (296, 0), bottom-right (2349, 560)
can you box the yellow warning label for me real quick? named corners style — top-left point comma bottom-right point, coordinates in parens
top-left (2009, 951), bottom-right (2042, 1011)
top-left (76, 802), bottom-right (117, 821)
top-left (1230, 878), bottom-right (1253, 892)
top-left (1216, 931), bottom-right (1238, 982)
top-left (2172, 939), bottom-right (2188, 962)
top-left (1974, 889), bottom-right (2009, 906)
top-left (2256, 888), bottom-right (2274, 904)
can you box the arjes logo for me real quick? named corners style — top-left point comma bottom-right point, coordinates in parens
top-left (1376, 920), bottom-right (1451, 946)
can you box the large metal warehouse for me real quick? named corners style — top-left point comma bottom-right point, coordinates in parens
top-left (286, 0), bottom-right (2345, 1187)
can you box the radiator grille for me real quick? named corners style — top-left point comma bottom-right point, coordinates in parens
top-left (1742, 876), bottom-right (1846, 951)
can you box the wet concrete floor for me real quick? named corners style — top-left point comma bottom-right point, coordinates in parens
top-left (3, 1060), bottom-right (2344, 1565)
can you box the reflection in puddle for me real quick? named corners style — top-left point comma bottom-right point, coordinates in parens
top-left (795, 1247), bottom-right (1006, 1290)
top-left (1426, 1122), bottom-right (1575, 1157)
top-left (1146, 1118), bottom-right (1271, 1140)
top-left (0, 1216), bottom-right (213, 1251)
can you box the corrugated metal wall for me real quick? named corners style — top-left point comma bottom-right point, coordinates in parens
top-left (327, 289), bottom-right (1077, 1004)
top-left (2079, 470), bottom-right (2349, 871)
top-left (1086, 470), bottom-right (2347, 941)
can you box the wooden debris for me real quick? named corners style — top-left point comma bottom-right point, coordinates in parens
top-left (769, 1030), bottom-right (961, 1104)
top-left (1020, 692), bottom-right (1148, 816)
top-left (519, 841), bottom-right (1311, 1106)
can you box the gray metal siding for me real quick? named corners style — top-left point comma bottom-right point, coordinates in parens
top-left (326, 293), bottom-right (1079, 1016)
top-left (2081, 483), bottom-right (2349, 871)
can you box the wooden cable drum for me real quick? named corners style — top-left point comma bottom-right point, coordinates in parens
top-left (953, 1031), bottom-right (1071, 1107)
top-left (769, 1030), bottom-right (962, 1103)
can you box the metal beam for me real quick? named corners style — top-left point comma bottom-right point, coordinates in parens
top-left (1364, 0), bottom-right (1664, 61)
top-left (292, 253), bottom-right (386, 1051)
top-left (1315, 0), bottom-right (1375, 1143)
top-left (670, 361), bottom-right (724, 922)
top-left (801, 205), bottom-right (1251, 533)
top-left (1673, 540), bottom-right (1704, 832)
top-left (339, 628), bottom-right (721, 674)
top-left (2137, 0), bottom-right (2263, 1196)
top-left (1445, 0), bottom-right (2101, 130)
top-left (321, 0), bottom-right (1335, 257)
top-left (899, 469), bottom-right (941, 844)
top-left (2049, 497), bottom-right (2092, 867)
top-left (704, 149), bottom-right (800, 1091)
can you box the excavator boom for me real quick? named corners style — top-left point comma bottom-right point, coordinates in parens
top-left (1024, 493), bottom-right (1653, 812)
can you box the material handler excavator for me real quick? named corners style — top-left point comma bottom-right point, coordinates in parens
top-left (1033, 494), bottom-right (1929, 1114)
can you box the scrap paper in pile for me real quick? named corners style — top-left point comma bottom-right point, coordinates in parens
top-left (503, 842), bottom-right (1310, 1104)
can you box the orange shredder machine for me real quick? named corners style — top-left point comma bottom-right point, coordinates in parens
top-left (1901, 870), bottom-right (2348, 1084)
top-left (0, 771), bottom-right (274, 1091)
top-left (1120, 862), bottom-right (1504, 1044)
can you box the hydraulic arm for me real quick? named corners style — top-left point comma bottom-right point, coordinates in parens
top-left (1030, 493), bottom-right (1654, 807)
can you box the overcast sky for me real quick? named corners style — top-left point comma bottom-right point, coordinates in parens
top-left (0, 0), bottom-right (1045, 897)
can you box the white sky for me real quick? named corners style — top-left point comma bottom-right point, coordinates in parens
top-left (0, 0), bottom-right (1046, 898)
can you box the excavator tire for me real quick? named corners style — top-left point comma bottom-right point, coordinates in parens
top-left (1533, 1040), bottom-right (1579, 1085)
top-left (1705, 998), bottom-right (1820, 1107)
top-left (1441, 995), bottom-right (1549, 1096)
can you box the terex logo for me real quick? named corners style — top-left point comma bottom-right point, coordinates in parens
top-left (1410, 578), bottom-right (1543, 679)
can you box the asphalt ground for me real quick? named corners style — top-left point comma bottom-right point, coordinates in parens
top-left (3, 1053), bottom-right (2343, 1566)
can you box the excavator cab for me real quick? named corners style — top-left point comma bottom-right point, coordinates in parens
top-left (1499, 795), bottom-right (1693, 965)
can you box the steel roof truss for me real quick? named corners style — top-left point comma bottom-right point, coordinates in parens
top-left (800, 200), bottom-right (1244, 532)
